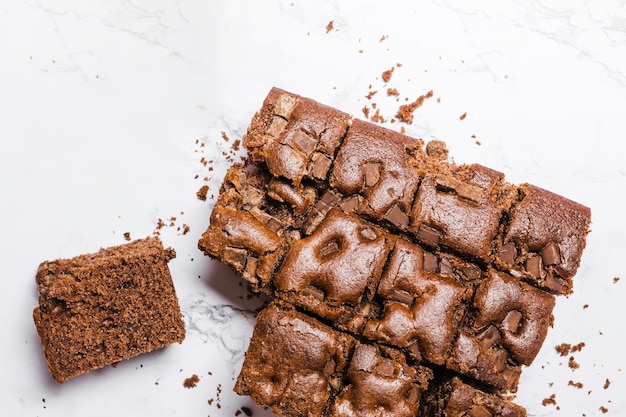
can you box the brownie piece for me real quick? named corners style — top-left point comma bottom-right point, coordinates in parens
top-left (363, 238), bottom-right (473, 365)
top-left (446, 270), bottom-right (555, 392)
top-left (328, 342), bottom-right (432, 417)
top-left (423, 377), bottom-right (526, 417)
top-left (33, 237), bottom-right (185, 383)
top-left (199, 88), bottom-right (592, 415)
top-left (235, 302), bottom-right (355, 417)
top-left (243, 87), bottom-right (351, 185)
top-left (329, 119), bottom-right (426, 230)
top-left (501, 183), bottom-right (592, 295)
top-left (274, 207), bottom-right (393, 333)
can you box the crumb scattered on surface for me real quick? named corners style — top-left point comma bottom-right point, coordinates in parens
top-left (326, 20), bottom-right (334, 33)
top-left (183, 374), bottom-right (200, 389)
top-left (366, 90), bottom-right (377, 100)
top-left (379, 34), bottom-right (388, 42)
top-left (600, 406), bottom-right (609, 413)
top-left (604, 379), bottom-right (611, 389)
top-left (569, 356), bottom-right (580, 369)
top-left (556, 343), bottom-right (572, 356)
top-left (395, 90), bottom-right (434, 124)
top-left (459, 112), bottom-right (467, 120)
top-left (382, 67), bottom-right (395, 83)
top-left (387, 88), bottom-right (399, 97)
top-left (613, 276), bottom-right (620, 283)
top-left (568, 380), bottom-right (584, 389)
top-left (542, 394), bottom-right (557, 407)
top-left (197, 185), bottom-right (209, 201)
top-left (571, 342), bottom-right (586, 353)
top-left (370, 109), bottom-right (385, 123)
top-left (123, 232), bottom-right (131, 241)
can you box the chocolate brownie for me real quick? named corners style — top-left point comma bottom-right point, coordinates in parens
top-left (236, 302), bottom-right (432, 417)
top-left (235, 302), bottom-right (355, 417)
top-left (33, 237), bottom-right (185, 383)
top-left (200, 88), bottom-right (591, 415)
top-left (422, 376), bottom-right (526, 417)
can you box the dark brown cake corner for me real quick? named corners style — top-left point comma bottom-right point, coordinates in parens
top-left (33, 237), bottom-right (186, 383)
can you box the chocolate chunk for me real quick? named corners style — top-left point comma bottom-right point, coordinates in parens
top-left (498, 242), bottom-right (517, 265)
top-left (386, 204), bottom-right (410, 229)
top-left (416, 224), bottom-right (442, 247)
top-left (541, 241), bottom-right (561, 266)
top-left (309, 152), bottom-right (333, 180)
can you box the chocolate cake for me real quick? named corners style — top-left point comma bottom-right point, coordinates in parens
top-left (33, 237), bottom-right (186, 383)
top-left (199, 88), bottom-right (591, 416)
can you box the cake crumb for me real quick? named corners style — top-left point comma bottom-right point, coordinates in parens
top-left (362, 106), bottom-right (370, 119)
top-left (459, 112), bottom-right (467, 120)
top-left (571, 342), bottom-right (586, 353)
top-left (568, 380), bottom-right (584, 389)
top-left (395, 90), bottom-right (434, 124)
top-left (123, 232), bottom-right (131, 241)
top-left (569, 356), bottom-right (580, 369)
top-left (379, 34), bottom-right (388, 42)
top-left (387, 88), bottom-right (399, 97)
top-left (555, 343), bottom-right (572, 356)
top-left (197, 185), bottom-right (209, 201)
top-left (221, 131), bottom-right (230, 142)
top-left (184, 374), bottom-right (200, 388)
top-left (604, 378), bottom-right (611, 389)
top-left (382, 67), bottom-right (395, 83)
top-left (542, 394), bottom-right (557, 407)
top-left (326, 20), bottom-right (334, 33)
top-left (613, 276), bottom-right (620, 283)
top-left (599, 406), bottom-right (609, 413)
top-left (370, 109), bottom-right (385, 123)
top-left (366, 90), bottom-right (377, 100)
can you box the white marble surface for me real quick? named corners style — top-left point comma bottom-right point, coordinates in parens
top-left (1, 1), bottom-right (625, 416)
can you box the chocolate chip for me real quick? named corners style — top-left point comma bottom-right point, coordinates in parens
top-left (223, 247), bottom-right (248, 271)
top-left (391, 290), bottom-right (414, 305)
top-left (319, 190), bottom-right (341, 207)
top-left (406, 341), bottom-right (423, 362)
top-left (525, 255), bottom-right (544, 279)
top-left (544, 272), bottom-right (566, 293)
top-left (303, 285), bottom-right (325, 301)
top-left (385, 205), bottom-right (409, 229)
top-left (406, 384), bottom-right (421, 405)
top-left (467, 405), bottom-right (493, 417)
top-left (498, 242), bottom-right (517, 265)
top-left (291, 130), bottom-right (317, 155)
top-left (456, 182), bottom-right (483, 203)
top-left (309, 152), bottom-right (332, 180)
top-left (266, 116), bottom-right (288, 137)
top-left (242, 257), bottom-right (258, 282)
top-left (435, 175), bottom-right (459, 192)
top-left (439, 258), bottom-right (453, 275)
top-left (477, 325), bottom-right (500, 348)
top-left (423, 251), bottom-right (439, 273)
top-left (319, 238), bottom-right (341, 258)
top-left (416, 224), bottom-right (441, 247)
top-left (274, 94), bottom-right (298, 119)
top-left (501, 310), bottom-right (523, 334)
top-left (323, 359), bottom-right (336, 376)
top-left (374, 359), bottom-right (395, 377)
top-left (360, 228), bottom-right (378, 241)
top-left (461, 265), bottom-right (482, 281)
top-left (541, 241), bottom-right (561, 266)
top-left (339, 196), bottom-right (361, 213)
top-left (363, 162), bottom-right (381, 187)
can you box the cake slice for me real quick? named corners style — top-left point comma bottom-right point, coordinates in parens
top-left (33, 237), bottom-right (185, 383)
